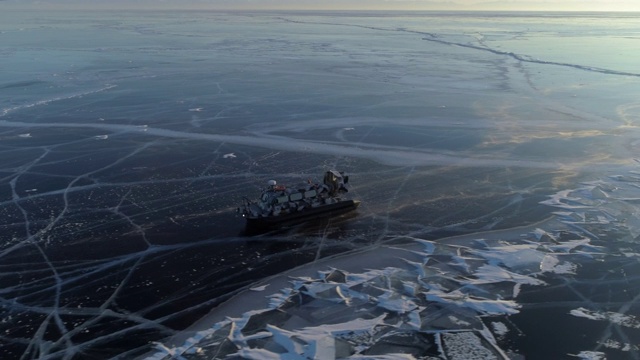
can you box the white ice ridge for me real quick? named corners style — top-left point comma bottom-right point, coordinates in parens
top-left (277, 16), bottom-right (640, 78)
top-left (0, 84), bottom-right (117, 117)
top-left (0, 119), bottom-right (567, 169)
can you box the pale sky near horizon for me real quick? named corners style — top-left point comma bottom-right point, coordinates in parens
top-left (3, 0), bottom-right (640, 11)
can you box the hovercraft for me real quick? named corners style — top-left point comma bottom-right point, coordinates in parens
top-left (238, 170), bottom-right (359, 230)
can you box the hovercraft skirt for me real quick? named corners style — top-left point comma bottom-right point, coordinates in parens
top-left (245, 199), bottom-right (360, 230)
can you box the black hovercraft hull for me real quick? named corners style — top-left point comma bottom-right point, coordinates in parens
top-left (245, 199), bottom-right (360, 230)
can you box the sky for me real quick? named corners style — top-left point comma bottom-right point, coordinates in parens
top-left (2, 0), bottom-right (640, 11)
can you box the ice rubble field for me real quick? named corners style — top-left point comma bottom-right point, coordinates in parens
top-left (149, 172), bottom-right (640, 359)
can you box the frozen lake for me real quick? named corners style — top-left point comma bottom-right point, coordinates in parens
top-left (1, 10), bottom-right (639, 359)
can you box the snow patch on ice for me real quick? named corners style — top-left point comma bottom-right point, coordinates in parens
top-left (601, 339), bottom-right (640, 352)
top-left (571, 351), bottom-right (607, 360)
top-left (540, 255), bottom-right (577, 274)
top-left (569, 307), bottom-right (640, 329)
top-left (491, 322), bottom-right (508, 337)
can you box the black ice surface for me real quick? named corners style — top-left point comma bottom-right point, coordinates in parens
top-left (1, 9), bottom-right (639, 360)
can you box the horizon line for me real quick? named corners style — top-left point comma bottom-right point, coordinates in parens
top-left (4, 6), bottom-right (640, 12)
